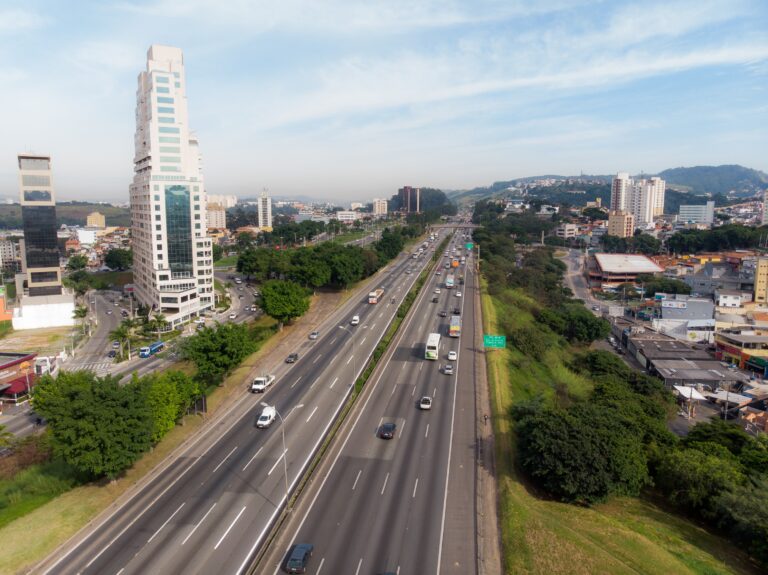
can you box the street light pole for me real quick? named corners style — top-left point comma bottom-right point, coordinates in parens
top-left (261, 402), bottom-right (301, 511)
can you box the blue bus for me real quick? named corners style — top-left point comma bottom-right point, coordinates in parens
top-left (139, 341), bottom-right (165, 358)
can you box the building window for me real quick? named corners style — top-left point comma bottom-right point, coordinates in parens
top-left (160, 166), bottom-right (181, 172)
top-left (19, 157), bottom-right (50, 170)
top-left (156, 235), bottom-right (162, 240)
top-left (154, 194), bottom-right (160, 200)
top-left (175, 82), bottom-right (180, 88)
top-left (159, 127), bottom-right (180, 134)
top-left (159, 146), bottom-right (180, 153)
top-left (158, 117), bottom-right (175, 123)
top-left (23, 190), bottom-right (51, 201)
top-left (195, 223), bottom-right (201, 229)
top-left (156, 225), bottom-right (161, 230)
top-left (159, 136), bottom-right (180, 143)
top-left (30, 271), bottom-right (58, 283)
top-left (155, 76), bottom-right (169, 83)
top-left (160, 156), bottom-right (181, 162)
top-left (155, 215), bottom-right (161, 221)
top-left (157, 107), bottom-right (174, 114)
top-left (21, 175), bottom-right (51, 186)
top-left (154, 204), bottom-right (160, 211)
top-left (156, 87), bottom-right (170, 94)
top-left (157, 244), bottom-right (163, 251)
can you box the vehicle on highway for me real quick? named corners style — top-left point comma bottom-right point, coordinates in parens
top-left (139, 341), bottom-right (164, 358)
top-left (229, 312), bottom-right (237, 319)
top-left (434, 288), bottom-right (441, 294)
top-left (106, 310), bottom-right (112, 315)
top-left (431, 296), bottom-right (438, 303)
top-left (256, 405), bottom-right (276, 428)
top-left (113, 301), bottom-right (119, 306)
top-left (285, 353), bottom-right (299, 363)
top-left (448, 314), bottom-right (461, 338)
top-left (309, 330), bottom-right (319, 340)
top-left (112, 340), bottom-right (120, 349)
top-left (456, 290), bottom-right (462, 297)
top-left (405, 269), bottom-right (411, 274)
top-left (368, 287), bottom-right (385, 304)
top-left (425, 332), bottom-right (441, 360)
top-left (453, 307), bottom-right (461, 315)
top-left (443, 363), bottom-right (454, 375)
top-left (439, 310), bottom-right (447, 317)
top-left (592, 305), bottom-right (600, 311)
top-left (351, 315), bottom-right (360, 326)
top-left (251, 374), bottom-right (276, 393)
top-left (238, 287), bottom-right (243, 291)
top-left (448, 350), bottom-right (458, 361)
top-left (107, 350), bottom-right (117, 358)
top-left (419, 396), bottom-right (432, 410)
top-left (379, 422), bottom-right (397, 439)
top-left (285, 543), bottom-right (314, 573)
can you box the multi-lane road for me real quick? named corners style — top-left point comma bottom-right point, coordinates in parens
top-left (41, 234), bottom-right (453, 575)
top-left (266, 237), bottom-right (478, 574)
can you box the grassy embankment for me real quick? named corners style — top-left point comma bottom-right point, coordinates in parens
top-left (214, 255), bottom-right (238, 268)
top-left (483, 281), bottom-right (760, 575)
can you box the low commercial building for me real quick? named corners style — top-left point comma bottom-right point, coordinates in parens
top-left (333, 211), bottom-right (359, 223)
top-left (588, 253), bottom-right (663, 288)
top-left (715, 330), bottom-right (768, 368)
top-left (650, 358), bottom-right (750, 390)
top-left (716, 289), bottom-right (752, 308)
top-left (678, 201), bottom-right (715, 225)
top-left (0, 351), bottom-right (37, 403)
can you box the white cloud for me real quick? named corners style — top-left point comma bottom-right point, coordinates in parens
top-left (0, 8), bottom-right (46, 33)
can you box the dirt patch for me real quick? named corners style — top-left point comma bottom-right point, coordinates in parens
top-left (0, 327), bottom-right (73, 356)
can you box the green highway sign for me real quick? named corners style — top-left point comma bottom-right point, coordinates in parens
top-left (466, 242), bottom-right (474, 250)
top-left (483, 334), bottom-right (506, 349)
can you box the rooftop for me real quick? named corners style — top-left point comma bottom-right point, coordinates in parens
top-left (594, 253), bottom-right (663, 274)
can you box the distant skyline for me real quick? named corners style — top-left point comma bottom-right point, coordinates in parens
top-left (1, 0), bottom-right (766, 202)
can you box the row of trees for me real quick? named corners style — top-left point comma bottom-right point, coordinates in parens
top-left (667, 224), bottom-right (768, 254)
top-left (34, 370), bottom-right (200, 478)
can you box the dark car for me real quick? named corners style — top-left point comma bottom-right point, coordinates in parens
top-left (107, 350), bottom-right (117, 358)
top-left (453, 307), bottom-right (461, 315)
top-left (379, 422), bottom-right (396, 439)
top-left (285, 543), bottom-right (313, 573)
top-left (285, 353), bottom-right (299, 364)
top-left (439, 310), bottom-right (447, 318)
top-left (431, 297), bottom-right (439, 303)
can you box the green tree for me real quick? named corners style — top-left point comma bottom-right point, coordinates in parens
top-left (582, 207), bottom-right (608, 221)
top-left (260, 280), bottom-right (310, 327)
top-left (72, 305), bottom-right (88, 334)
top-left (33, 371), bottom-right (152, 479)
top-left (143, 372), bottom-right (182, 443)
top-left (212, 243), bottom-right (224, 262)
top-left (66, 254), bottom-right (88, 271)
top-left (104, 248), bottom-right (133, 270)
top-left (181, 322), bottom-right (257, 385)
top-left (561, 305), bottom-right (610, 343)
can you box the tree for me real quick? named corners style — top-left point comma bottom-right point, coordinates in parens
top-left (33, 371), bottom-right (152, 479)
top-left (72, 305), bottom-right (88, 334)
top-left (181, 322), bottom-right (258, 385)
top-left (104, 248), bottom-right (133, 270)
top-left (582, 207), bottom-right (608, 221)
top-left (260, 280), bottom-right (310, 327)
top-left (212, 243), bottom-right (224, 262)
top-left (66, 254), bottom-right (88, 271)
top-left (142, 371), bottom-right (186, 443)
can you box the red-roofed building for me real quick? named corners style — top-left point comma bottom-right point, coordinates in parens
top-left (0, 352), bottom-right (37, 404)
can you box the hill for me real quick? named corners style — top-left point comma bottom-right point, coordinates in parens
top-left (659, 165), bottom-right (768, 196)
top-left (0, 202), bottom-right (131, 229)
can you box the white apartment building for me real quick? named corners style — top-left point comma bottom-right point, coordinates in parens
top-left (0, 240), bottom-right (16, 267)
top-left (679, 201), bottom-right (715, 225)
top-left (207, 194), bottom-right (238, 209)
top-left (129, 45), bottom-right (214, 328)
top-left (372, 198), bottom-right (388, 217)
top-left (258, 190), bottom-right (272, 230)
top-left (762, 190), bottom-right (768, 225)
top-left (610, 173), bottom-right (666, 229)
top-left (555, 223), bottom-right (579, 239)
top-left (207, 203), bottom-right (226, 229)
top-left (334, 211), bottom-right (359, 223)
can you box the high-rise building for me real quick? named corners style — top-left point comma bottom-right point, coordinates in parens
top-left (754, 257), bottom-right (768, 304)
top-left (762, 190), bottom-right (768, 225)
top-left (18, 154), bottom-right (62, 296)
top-left (207, 194), bottom-right (238, 209)
top-left (679, 201), bottom-right (715, 225)
top-left (86, 211), bottom-right (106, 228)
top-left (398, 186), bottom-right (420, 213)
top-left (372, 198), bottom-right (388, 218)
top-left (129, 45), bottom-right (214, 327)
top-left (0, 240), bottom-right (16, 268)
top-left (607, 211), bottom-right (635, 238)
top-left (610, 173), bottom-right (666, 229)
top-left (206, 203), bottom-right (226, 230)
top-left (258, 189), bottom-right (272, 230)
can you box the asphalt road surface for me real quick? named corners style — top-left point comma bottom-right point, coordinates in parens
top-left (40, 233), bottom-right (447, 575)
top-left (264, 236), bottom-right (478, 575)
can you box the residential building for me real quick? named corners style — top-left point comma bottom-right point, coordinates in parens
top-left (754, 257), bottom-right (768, 304)
top-left (715, 329), bottom-right (768, 368)
top-left (207, 202), bottom-right (226, 230)
top-left (398, 186), bottom-right (420, 213)
top-left (763, 189), bottom-right (768, 226)
top-left (76, 228), bottom-right (99, 245)
top-left (716, 290), bottom-right (752, 308)
top-left (128, 45), bottom-right (214, 328)
top-left (607, 211), bottom-right (634, 238)
top-left (333, 211), bottom-right (359, 223)
top-left (0, 240), bottom-right (16, 267)
top-left (555, 223), bottom-right (578, 240)
top-left (257, 189), bottom-right (272, 230)
top-left (679, 201), bottom-right (715, 225)
top-left (207, 194), bottom-right (238, 208)
top-left (610, 172), bottom-right (632, 213)
top-left (86, 211), bottom-right (106, 228)
top-left (372, 198), bottom-right (387, 217)
top-left (610, 172), bottom-right (666, 228)
top-left (350, 202), bottom-right (363, 210)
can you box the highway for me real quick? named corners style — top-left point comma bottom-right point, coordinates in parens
top-left (41, 234), bottom-right (446, 575)
top-left (265, 237), bottom-right (478, 574)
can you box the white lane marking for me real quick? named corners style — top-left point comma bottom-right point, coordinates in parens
top-left (116, 569), bottom-right (125, 575)
top-left (306, 406), bottom-right (318, 423)
top-left (313, 354), bottom-right (322, 364)
top-left (182, 503), bottom-right (216, 545)
top-left (379, 311), bottom-right (384, 318)
top-left (147, 502), bottom-right (185, 543)
top-left (401, 363), bottom-right (406, 371)
top-left (411, 385), bottom-right (416, 396)
top-left (355, 558), bottom-right (363, 575)
top-left (419, 363), bottom-right (423, 371)
top-left (346, 355), bottom-right (354, 365)
top-left (268, 449), bottom-right (287, 476)
top-left (212, 446), bottom-right (238, 474)
top-left (360, 336), bottom-right (367, 345)
top-left (330, 377), bottom-right (338, 389)
top-left (317, 557), bottom-right (326, 575)
top-left (242, 446), bottom-right (264, 472)
top-left (330, 337), bottom-right (337, 345)
top-left (433, 386), bottom-right (437, 397)
top-left (291, 376), bottom-right (302, 389)
top-left (398, 420), bottom-right (406, 438)
top-left (352, 469), bottom-right (362, 491)
top-left (391, 384), bottom-right (396, 396)
top-left (329, 354), bottom-right (337, 364)
top-left (371, 323), bottom-right (376, 330)
top-left (382, 472), bottom-right (391, 495)
top-left (425, 424), bottom-right (430, 438)
top-left (214, 506), bottom-right (247, 550)
top-left (412, 477), bottom-right (419, 499)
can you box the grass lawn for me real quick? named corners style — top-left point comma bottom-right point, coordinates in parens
top-left (214, 255), bottom-right (238, 268)
top-left (90, 270), bottom-right (133, 287)
top-left (482, 283), bottom-right (761, 575)
top-left (0, 321), bottom-right (11, 340)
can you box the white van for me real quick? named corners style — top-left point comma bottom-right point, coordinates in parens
top-left (256, 406), bottom-right (276, 428)
top-left (351, 315), bottom-right (360, 326)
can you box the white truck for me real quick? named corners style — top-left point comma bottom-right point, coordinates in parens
top-left (250, 374), bottom-right (276, 393)
top-left (256, 405), bottom-right (277, 428)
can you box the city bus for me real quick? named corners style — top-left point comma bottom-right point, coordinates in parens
top-left (445, 274), bottom-right (455, 289)
top-left (425, 333), bottom-right (440, 360)
top-left (448, 315), bottom-right (461, 338)
top-left (139, 341), bottom-right (165, 358)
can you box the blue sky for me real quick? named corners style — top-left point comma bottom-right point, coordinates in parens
top-left (0, 0), bottom-right (766, 202)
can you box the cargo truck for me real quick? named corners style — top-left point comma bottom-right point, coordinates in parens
top-left (368, 288), bottom-right (385, 304)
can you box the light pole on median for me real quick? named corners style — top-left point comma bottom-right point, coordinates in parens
top-left (338, 325), bottom-right (358, 387)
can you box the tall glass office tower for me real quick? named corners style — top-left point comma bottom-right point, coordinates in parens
top-left (129, 45), bottom-right (213, 327)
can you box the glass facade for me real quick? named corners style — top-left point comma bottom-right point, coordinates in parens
top-left (21, 175), bottom-right (51, 186)
top-left (30, 271), bottom-right (59, 283)
top-left (165, 185), bottom-right (192, 278)
top-left (18, 157), bottom-right (50, 170)
top-left (22, 205), bottom-right (62, 296)
top-left (23, 190), bottom-right (52, 201)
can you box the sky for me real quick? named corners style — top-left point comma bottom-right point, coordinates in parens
top-left (0, 0), bottom-right (766, 203)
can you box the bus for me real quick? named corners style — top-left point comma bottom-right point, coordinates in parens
top-left (445, 274), bottom-right (455, 289)
top-left (449, 315), bottom-right (461, 338)
top-left (139, 341), bottom-right (165, 358)
top-left (425, 333), bottom-right (440, 360)
top-left (368, 288), bottom-right (385, 304)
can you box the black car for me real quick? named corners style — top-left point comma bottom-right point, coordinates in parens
top-left (439, 310), bottom-right (447, 317)
top-left (431, 297), bottom-right (439, 303)
top-left (285, 353), bottom-right (299, 364)
top-left (379, 422), bottom-right (396, 439)
top-left (453, 307), bottom-right (461, 315)
top-left (285, 543), bottom-right (313, 573)
top-left (107, 350), bottom-right (117, 358)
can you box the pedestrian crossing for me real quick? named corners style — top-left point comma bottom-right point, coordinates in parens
top-left (66, 361), bottom-right (114, 375)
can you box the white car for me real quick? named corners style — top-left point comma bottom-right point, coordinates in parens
top-left (448, 350), bottom-right (458, 361)
top-left (228, 312), bottom-right (237, 319)
top-left (434, 288), bottom-right (441, 294)
top-left (256, 406), bottom-right (276, 428)
top-left (351, 315), bottom-right (360, 326)
top-left (419, 396), bottom-right (433, 410)
top-left (456, 291), bottom-right (462, 297)
top-left (443, 364), bottom-right (454, 375)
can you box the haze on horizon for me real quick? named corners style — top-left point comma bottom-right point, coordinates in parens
top-left (0, 0), bottom-right (766, 203)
